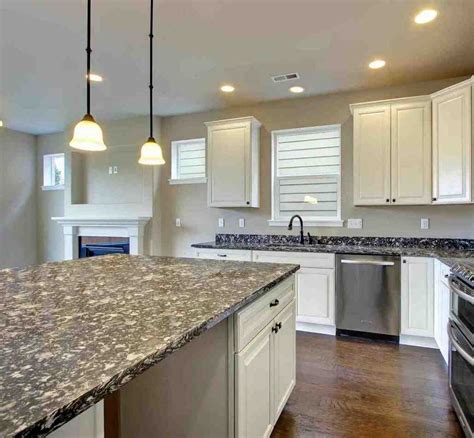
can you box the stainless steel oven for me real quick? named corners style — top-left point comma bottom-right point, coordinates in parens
top-left (448, 274), bottom-right (474, 438)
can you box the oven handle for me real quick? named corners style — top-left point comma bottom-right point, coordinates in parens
top-left (447, 323), bottom-right (474, 366)
top-left (449, 276), bottom-right (474, 305)
top-left (340, 259), bottom-right (395, 266)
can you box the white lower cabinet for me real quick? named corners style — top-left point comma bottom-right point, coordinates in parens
top-left (252, 251), bottom-right (336, 334)
top-left (236, 322), bottom-right (274, 438)
top-left (434, 260), bottom-right (451, 364)
top-left (235, 281), bottom-right (296, 438)
top-left (401, 257), bottom-right (436, 346)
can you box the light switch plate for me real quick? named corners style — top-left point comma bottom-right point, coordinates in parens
top-left (347, 218), bottom-right (363, 229)
top-left (108, 166), bottom-right (113, 175)
top-left (239, 218), bottom-right (245, 228)
top-left (113, 166), bottom-right (118, 174)
top-left (175, 218), bottom-right (181, 227)
top-left (218, 218), bottom-right (225, 228)
top-left (421, 218), bottom-right (430, 230)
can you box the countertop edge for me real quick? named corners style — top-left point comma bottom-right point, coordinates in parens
top-left (15, 263), bottom-right (300, 438)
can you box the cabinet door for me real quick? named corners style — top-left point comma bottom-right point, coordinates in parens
top-left (439, 281), bottom-right (450, 364)
top-left (296, 267), bottom-right (335, 326)
top-left (401, 257), bottom-right (434, 337)
top-left (208, 124), bottom-right (249, 207)
top-left (432, 84), bottom-right (472, 203)
top-left (353, 104), bottom-right (391, 205)
top-left (235, 322), bottom-right (273, 438)
top-left (391, 100), bottom-right (432, 205)
top-left (273, 301), bottom-right (296, 422)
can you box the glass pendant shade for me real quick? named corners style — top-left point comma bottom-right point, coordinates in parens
top-left (70, 114), bottom-right (107, 151)
top-left (138, 137), bottom-right (165, 165)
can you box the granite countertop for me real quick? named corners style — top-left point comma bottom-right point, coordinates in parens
top-left (0, 255), bottom-right (299, 437)
top-left (192, 234), bottom-right (474, 286)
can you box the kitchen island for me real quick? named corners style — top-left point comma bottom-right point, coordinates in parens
top-left (0, 255), bottom-right (299, 437)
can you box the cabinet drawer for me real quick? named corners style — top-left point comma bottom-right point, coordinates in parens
top-left (234, 276), bottom-right (295, 352)
top-left (440, 262), bottom-right (450, 286)
top-left (252, 251), bottom-right (335, 269)
top-left (194, 248), bottom-right (252, 262)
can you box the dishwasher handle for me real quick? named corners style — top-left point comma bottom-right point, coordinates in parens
top-left (340, 259), bottom-right (395, 267)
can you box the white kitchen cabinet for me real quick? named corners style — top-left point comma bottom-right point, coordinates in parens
top-left (391, 99), bottom-right (432, 205)
top-left (235, 300), bottom-right (296, 438)
top-left (351, 97), bottom-right (432, 206)
top-left (401, 257), bottom-right (435, 341)
top-left (252, 251), bottom-right (336, 334)
top-left (236, 320), bottom-right (274, 438)
top-left (352, 103), bottom-right (391, 205)
top-left (194, 247), bottom-right (252, 261)
top-left (206, 116), bottom-right (261, 208)
top-left (434, 260), bottom-right (451, 364)
top-left (432, 77), bottom-right (473, 204)
top-left (273, 301), bottom-right (296, 421)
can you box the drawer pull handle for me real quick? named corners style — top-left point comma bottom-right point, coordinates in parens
top-left (217, 254), bottom-right (227, 258)
top-left (272, 324), bottom-right (279, 334)
top-left (276, 322), bottom-right (282, 330)
top-left (269, 299), bottom-right (280, 307)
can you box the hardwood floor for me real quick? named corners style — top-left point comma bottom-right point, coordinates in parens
top-left (272, 332), bottom-right (463, 438)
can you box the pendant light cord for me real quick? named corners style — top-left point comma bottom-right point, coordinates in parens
top-left (149, 0), bottom-right (154, 138)
top-left (86, 0), bottom-right (92, 115)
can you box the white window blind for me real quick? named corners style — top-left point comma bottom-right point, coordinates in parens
top-left (271, 125), bottom-right (342, 225)
top-left (170, 138), bottom-right (207, 184)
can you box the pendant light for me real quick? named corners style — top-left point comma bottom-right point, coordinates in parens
top-left (70, 0), bottom-right (106, 151)
top-left (139, 0), bottom-right (165, 165)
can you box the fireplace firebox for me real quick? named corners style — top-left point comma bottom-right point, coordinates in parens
top-left (79, 237), bottom-right (130, 258)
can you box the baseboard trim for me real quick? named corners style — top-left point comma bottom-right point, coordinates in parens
top-left (399, 334), bottom-right (438, 349)
top-left (296, 322), bottom-right (336, 336)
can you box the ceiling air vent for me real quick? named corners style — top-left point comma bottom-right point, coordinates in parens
top-left (271, 72), bottom-right (300, 83)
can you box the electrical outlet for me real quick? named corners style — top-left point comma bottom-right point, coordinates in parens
top-left (108, 166), bottom-right (113, 175)
top-left (239, 218), bottom-right (245, 228)
top-left (218, 218), bottom-right (225, 228)
top-left (175, 218), bottom-right (181, 227)
top-left (347, 218), bottom-right (363, 229)
top-left (113, 166), bottom-right (118, 174)
top-left (421, 218), bottom-right (430, 230)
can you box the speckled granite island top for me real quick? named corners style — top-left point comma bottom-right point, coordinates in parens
top-left (0, 255), bottom-right (299, 437)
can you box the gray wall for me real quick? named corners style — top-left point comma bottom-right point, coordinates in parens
top-left (36, 132), bottom-right (66, 262)
top-left (159, 76), bottom-right (474, 257)
top-left (0, 128), bottom-right (37, 268)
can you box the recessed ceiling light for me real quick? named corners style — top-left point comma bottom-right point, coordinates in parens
top-left (289, 86), bottom-right (304, 93)
top-left (87, 73), bottom-right (103, 82)
top-left (369, 59), bottom-right (386, 69)
top-left (220, 85), bottom-right (235, 93)
top-left (415, 9), bottom-right (438, 24)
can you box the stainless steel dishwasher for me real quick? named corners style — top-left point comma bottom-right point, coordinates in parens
top-left (336, 254), bottom-right (401, 341)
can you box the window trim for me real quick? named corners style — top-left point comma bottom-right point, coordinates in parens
top-left (269, 125), bottom-right (343, 227)
top-left (42, 153), bottom-right (65, 191)
top-left (168, 138), bottom-right (207, 185)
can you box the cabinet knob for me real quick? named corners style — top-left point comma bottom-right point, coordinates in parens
top-left (269, 299), bottom-right (279, 307)
top-left (246, 201), bottom-right (250, 205)
top-left (432, 197), bottom-right (437, 202)
top-left (276, 322), bottom-right (282, 330)
top-left (403, 259), bottom-right (406, 264)
top-left (272, 325), bottom-right (279, 334)
top-left (386, 199), bottom-right (390, 203)
top-left (392, 199), bottom-right (396, 203)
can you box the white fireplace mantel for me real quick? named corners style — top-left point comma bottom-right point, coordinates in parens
top-left (52, 217), bottom-right (151, 259)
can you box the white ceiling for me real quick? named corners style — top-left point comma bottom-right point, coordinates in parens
top-left (1, 0), bottom-right (474, 135)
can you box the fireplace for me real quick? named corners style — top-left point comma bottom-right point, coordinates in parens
top-left (79, 237), bottom-right (130, 258)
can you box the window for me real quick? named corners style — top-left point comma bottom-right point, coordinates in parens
top-left (169, 138), bottom-right (207, 184)
top-left (42, 153), bottom-right (65, 190)
top-left (269, 125), bottom-right (343, 227)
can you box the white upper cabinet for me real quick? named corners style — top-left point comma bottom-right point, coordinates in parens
top-left (391, 99), bottom-right (432, 205)
top-left (432, 78), bottom-right (473, 204)
top-left (352, 103), bottom-right (391, 205)
top-left (206, 116), bottom-right (261, 208)
top-left (351, 97), bottom-right (432, 206)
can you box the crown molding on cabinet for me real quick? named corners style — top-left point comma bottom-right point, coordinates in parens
top-left (349, 95), bottom-right (431, 115)
top-left (430, 75), bottom-right (474, 99)
top-left (204, 116), bottom-right (262, 128)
